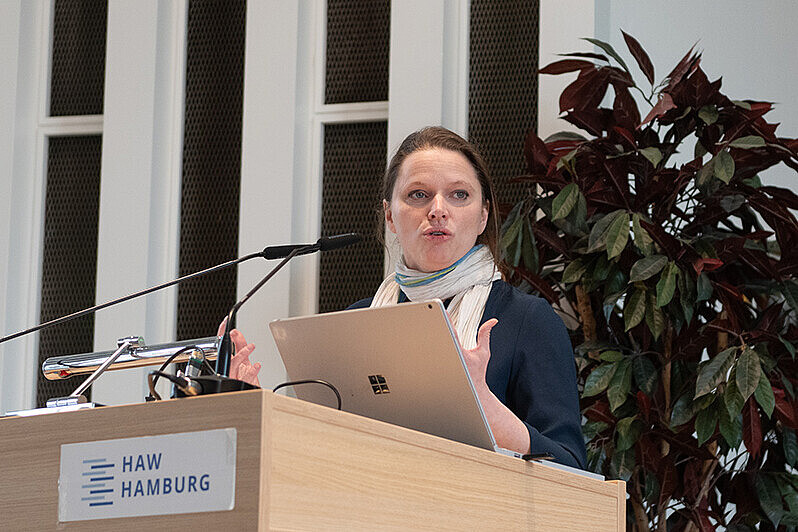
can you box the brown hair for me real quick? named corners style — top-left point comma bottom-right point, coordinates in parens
top-left (382, 126), bottom-right (501, 266)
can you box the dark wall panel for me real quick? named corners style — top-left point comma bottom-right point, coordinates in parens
top-left (177, 0), bottom-right (246, 340)
top-left (319, 122), bottom-right (388, 313)
top-left (469, 0), bottom-right (539, 207)
top-left (50, 0), bottom-right (107, 116)
top-left (37, 136), bottom-right (103, 406)
top-left (325, 0), bottom-right (390, 104)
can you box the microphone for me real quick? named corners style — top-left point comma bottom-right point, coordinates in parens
top-left (262, 232), bottom-right (361, 259)
top-left (0, 234), bottom-right (359, 346)
top-left (216, 233), bottom-right (361, 377)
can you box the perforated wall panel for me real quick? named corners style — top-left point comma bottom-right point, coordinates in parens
top-left (176, 0), bottom-right (246, 341)
top-left (469, 0), bottom-right (539, 207)
top-left (325, 0), bottom-right (390, 104)
top-left (50, 0), bottom-right (107, 117)
top-left (319, 122), bottom-right (388, 313)
top-left (36, 136), bottom-right (102, 406)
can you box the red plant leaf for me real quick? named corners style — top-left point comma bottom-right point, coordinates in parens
top-left (560, 68), bottom-right (610, 113)
top-left (583, 398), bottom-right (614, 424)
top-left (539, 59), bottom-right (595, 75)
top-left (742, 397), bottom-right (762, 458)
top-left (636, 391), bottom-right (652, 420)
top-left (612, 126), bottom-right (637, 148)
top-left (774, 388), bottom-right (798, 428)
top-left (760, 185), bottom-right (798, 209)
top-left (640, 92), bottom-right (676, 128)
top-left (693, 258), bottom-right (723, 275)
top-left (664, 46), bottom-right (700, 92)
top-left (524, 130), bottom-right (551, 174)
top-left (613, 85), bottom-right (641, 130)
top-left (621, 30), bottom-right (655, 85)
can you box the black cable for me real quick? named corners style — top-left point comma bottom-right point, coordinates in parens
top-left (272, 379), bottom-right (342, 410)
top-left (147, 370), bottom-right (193, 401)
top-left (145, 345), bottom-right (204, 401)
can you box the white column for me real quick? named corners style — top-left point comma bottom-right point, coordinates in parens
top-left (235, 0), bottom-right (300, 388)
top-left (91, 0), bottom-right (186, 405)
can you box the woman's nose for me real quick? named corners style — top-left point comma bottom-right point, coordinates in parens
top-left (428, 194), bottom-right (447, 219)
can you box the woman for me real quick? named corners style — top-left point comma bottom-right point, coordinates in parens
top-left (229, 127), bottom-right (586, 468)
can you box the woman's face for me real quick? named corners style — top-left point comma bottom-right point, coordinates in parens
top-left (385, 148), bottom-right (489, 272)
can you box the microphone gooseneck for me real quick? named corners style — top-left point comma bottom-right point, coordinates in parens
top-left (215, 233), bottom-right (361, 377)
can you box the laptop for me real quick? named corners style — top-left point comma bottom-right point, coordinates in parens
top-left (269, 299), bottom-right (522, 458)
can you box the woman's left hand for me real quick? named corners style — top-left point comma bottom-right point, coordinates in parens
top-left (217, 319), bottom-right (261, 387)
top-left (461, 318), bottom-right (498, 390)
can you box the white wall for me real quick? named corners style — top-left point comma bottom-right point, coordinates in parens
top-left (593, 0), bottom-right (798, 191)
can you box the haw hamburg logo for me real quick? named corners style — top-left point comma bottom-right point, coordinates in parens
top-left (80, 458), bottom-right (115, 507)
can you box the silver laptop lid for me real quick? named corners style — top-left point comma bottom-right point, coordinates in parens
top-left (269, 300), bottom-right (498, 452)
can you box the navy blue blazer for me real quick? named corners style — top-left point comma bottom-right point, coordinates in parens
top-left (349, 280), bottom-right (587, 469)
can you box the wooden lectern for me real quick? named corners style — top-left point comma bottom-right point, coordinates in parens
top-left (0, 390), bottom-right (625, 530)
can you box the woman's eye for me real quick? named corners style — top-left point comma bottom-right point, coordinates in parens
top-left (409, 190), bottom-right (427, 200)
top-left (452, 190), bottom-right (469, 200)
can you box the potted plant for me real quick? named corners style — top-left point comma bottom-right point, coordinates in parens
top-left (501, 32), bottom-right (798, 531)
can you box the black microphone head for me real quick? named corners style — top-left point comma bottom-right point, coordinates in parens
top-left (318, 233), bottom-right (361, 251)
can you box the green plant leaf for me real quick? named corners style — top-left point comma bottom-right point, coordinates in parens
top-left (678, 272), bottom-right (695, 324)
top-left (697, 157), bottom-right (715, 187)
top-left (615, 416), bottom-right (642, 452)
top-left (724, 371), bottom-right (745, 418)
top-left (521, 218), bottom-right (538, 272)
top-left (606, 211), bottom-right (630, 259)
top-left (608, 358), bottom-right (632, 411)
top-left (611, 447), bottom-right (635, 482)
top-left (552, 183), bottom-right (580, 220)
top-left (729, 135), bottom-right (766, 149)
top-left (645, 291), bottom-right (665, 341)
top-left (588, 210), bottom-right (623, 253)
top-left (582, 420), bottom-right (609, 441)
top-left (736, 347), bottom-right (762, 402)
top-left (582, 37), bottom-right (631, 73)
top-left (755, 370), bottom-right (776, 418)
top-left (784, 428), bottom-right (798, 468)
top-left (719, 405), bottom-right (742, 449)
top-left (656, 262), bottom-right (678, 307)
top-left (780, 335), bottom-right (796, 361)
top-left (696, 272), bottom-right (713, 301)
top-left (698, 105), bottom-right (719, 125)
top-left (742, 175), bottom-right (763, 188)
top-left (632, 355), bottom-right (658, 396)
top-left (695, 347), bottom-right (737, 398)
top-left (583, 363), bottom-right (618, 398)
top-left (600, 350), bottom-right (624, 362)
top-left (714, 150), bottom-right (735, 184)
top-left (670, 392), bottom-right (712, 427)
top-left (562, 258), bottom-right (587, 284)
top-left (756, 474), bottom-right (785, 528)
top-left (719, 194), bottom-right (746, 213)
top-left (639, 147), bottom-right (663, 167)
top-left (732, 100), bottom-right (752, 110)
top-left (695, 141), bottom-right (708, 159)
top-left (501, 214), bottom-right (523, 250)
top-left (632, 214), bottom-right (654, 256)
top-left (603, 290), bottom-right (624, 323)
top-left (624, 288), bottom-right (646, 331)
top-left (695, 401), bottom-right (717, 445)
top-left (543, 131), bottom-right (589, 142)
top-left (783, 280), bottom-right (798, 313)
top-left (630, 255), bottom-right (668, 282)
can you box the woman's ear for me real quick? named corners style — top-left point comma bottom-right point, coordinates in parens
top-left (383, 199), bottom-right (397, 234)
top-left (479, 201), bottom-right (489, 234)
